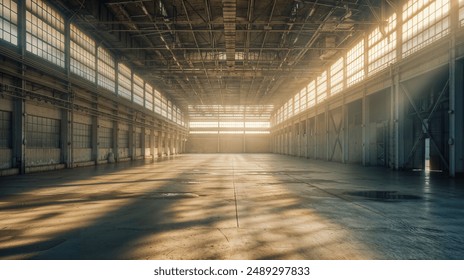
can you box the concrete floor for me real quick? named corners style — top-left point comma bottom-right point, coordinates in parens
top-left (0, 154), bottom-right (463, 260)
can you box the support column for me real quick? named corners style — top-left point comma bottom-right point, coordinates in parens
top-left (61, 95), bottom-right (72, 168)
top-left (158, 131), bottom-right (163, 157)
top-left (342, 102), bottom-right (348, 164)
top-left (91, 108), bottom-right (98, 165)
top-left (392, 69), bottom-right (405, 170)
top-left (13, 95), bottom-right (26, 174)
top-left (128, 121), bottom-right (134, 160)
top-left (449, 1), bottom-right (464, 176)
top-left (362, 91), bottom-right (370, 166)
top-left (450, 47), bottom-right (464, 176)
top-left (62, 16), bottom-right (72, 169)
top-left (325, 105), bottom-right (329, 161)
top-left (150, 128), bottom-right (155, 159)
top-left (141, 126), bottom-right (146, 158)
top-left (13, 0), bottom-right (26, 174)
top-left (112, 117), bottom-right (118, 163)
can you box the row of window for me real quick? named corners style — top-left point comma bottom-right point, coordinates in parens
top-left (0, 0), bottom-right (186, 127)
top-left (274, 0), bottom-right (454, 126)
top-left (189, 131), bottom-right (270, 134)
top-left (189, 122), bottom-right (270, 128)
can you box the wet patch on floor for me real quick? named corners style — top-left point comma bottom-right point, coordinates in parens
top-left (344, 191), bottom-right (421, 201)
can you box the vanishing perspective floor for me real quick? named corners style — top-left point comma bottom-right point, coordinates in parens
top-left (0, 154), bottom-right (463, 259)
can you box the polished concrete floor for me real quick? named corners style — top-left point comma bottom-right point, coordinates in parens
top-left (0, 154), bottom-right (463, 260)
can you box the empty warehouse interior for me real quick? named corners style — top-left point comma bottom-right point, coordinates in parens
top-left (1, 0), bottom-right (464, 260)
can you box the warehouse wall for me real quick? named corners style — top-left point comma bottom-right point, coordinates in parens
top-left (186, 134), bottom-right (270, 153)
top-left (0, 57), bottom-right (187, 177)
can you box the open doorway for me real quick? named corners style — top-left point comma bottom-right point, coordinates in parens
top-left (424, 137), bottom-right (430, 172)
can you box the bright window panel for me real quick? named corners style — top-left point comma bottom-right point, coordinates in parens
top-left (0, 0), bottom-right (17, 45)
top-left (220, 122), bottom-right (243, 128)
top-left (330, 57), bottom-right (344, 95)
top-left (26, 0), bottom-right (65, 67)
top-left (368, 13), bottom-right (397, 75)
top-left (316, 71), bottom-right (327, 102)
top-left (189, 131), bottom-right (218, 134)
top-left (347, 40), bottom-right (365, 87)
top-left (118, 63), bottom-right (132, 100)
top-left (145, 83), bottom-right (154, 111)
top-left (307, 80), bottom-right (316, 108)
top-left (70, 24), bottom-right (96, 82)
top-left (245, 131), bottom-right (270, 134)
top-left (300, 88), bottom-right (307, 112)
top-left (154, 90), bottom-right (162, 115)
top-left (97, 47), bottom-right (115, 92)
top-left (219, 131), bottom-right (244, 134)
top-left (245, 122), bottom-right (270, 128)
top-left (402, 0), bottom-right (450, 58)
top-left (294, 93), bottom-right (300, 115)
top-left (189, 122), bottom-right (218, 128)
top-left (133, 74), bottom-right (144, 106)
top-left (460, 0), bottom-right (464, 26)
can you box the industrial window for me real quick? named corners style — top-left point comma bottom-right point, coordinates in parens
top-left (99, 127), bottom-right (113, 148)
top-left (73, 122), bottom-right (91, 149)
top-left (167, 100), bottom-right (173, 120)
top-left (179, 111), bottom-right (186, 127)
top-left (330, 57), bottom-right (344, 95)
top-left (219, 131), bottom-right (243, 134)
top-left (133, 74), bottom-right (144, 106)
top-left (460, 0), bottom-right (464, 26)
top-left (135, 132), bottom-right (142, 148)
top-left (402, 0), bottom-right (450, 58)
top-left (70, 24), bottom-right (96, 82)
top-left (283, 100), bottom-right (291, 119)
top-left (161, 97), bottom-right (168, 118)
top-left (245, 131), bottom-right (270, 134)
top-left (189, 122), bottom-right (218, 128)
top-left (0, 0), bottom-right (17, 45)
top-left (97, 47), bottom-right (115, 92)
top-left (346, 39), bottom-right (364, 87)
top-left (26, 115), bottom-right (60, 148)
top-left (316, 71), bottom-right (327, 102)
top-left (368, 13), bottom-right (397, 75)
top-left (154, 90), bottom-right (162, 115)
top-left (307, 80), bottom-right (316, 108)
top-left (0, 111), bottom-right (12, 148)
top-left (300, 88), bottom-right (307, 112)
top-left (118, 63), bottom-right (132, 100)
top-left (294, 92), bottom-right (300, 115)
top-left (245, 122), bottom-right (270, 128)
top-left (172, 106), bottom-right (179, 124)
top-left (275, 107), bottom-right (283, 124)
top-left (189, 131), bottom-right (218, 134)
top-left (118, 130), bottom-right (129, 148)
top-left (219, 122), bottom-right (243, 128)
top-left (26, 0), bottom-right (65, 67)
top-left (145, 83), bottom-right (154, 111)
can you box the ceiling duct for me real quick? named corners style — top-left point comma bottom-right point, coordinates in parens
top-left (319, 36), bottom-right (337, 60)
top-left (223, 0), bottom-right (236, 70)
